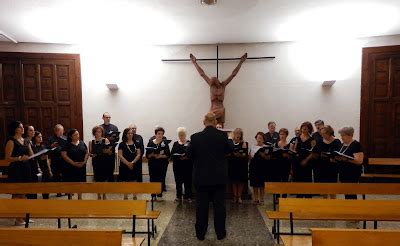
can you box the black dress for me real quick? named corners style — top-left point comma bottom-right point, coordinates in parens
top-left (31, 144), bottom-right (51, 182)
top-left (312, 139), bottom-right (341, 183)
top-left (46, 135), bottom-right (67, 182)
top-left (271, 142), bottom-right (292, 182)
top-left (91, 139), bottom-right (114, 182)
top-left (171, 140), bottom-right (193, 199)
top-left (228, 140), bottom-right (248, 184)
top-left (7, 137), bottom-right (32, 183)
top-left (146, 139), bottom-right (170, 194)
top-left (292, 136), bottom-right (314, 182)
top-left (118, 142), bottom-right (139, 182)
top-left (249, 145), bottom-right (270, 188)
top-left (338, 141), bottom-right (363, 183)
top-left (62, 141), bottom-right (87, 182)
top-left (134, 134), bottom-right (145, 182)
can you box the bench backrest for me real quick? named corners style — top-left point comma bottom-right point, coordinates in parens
top-left (0, 199), bottom-right (147, 218)
top-left (0, 228), bottom-right (123, 246)
top-left (368, 158), bottom-right (400, 166)
top-left (312, 228), bottom-right (400, 246)
top-left (265, 182), bottom-right (400, 195)
top-left (0, 160), bottom-right (9, 167)
top-left (278, 198), bottom-right (400, 219)
top-left (0, 182), bottom-right (162, 195)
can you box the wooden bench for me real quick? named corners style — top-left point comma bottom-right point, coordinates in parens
top-left (266, 198), bottom-right (400, 244)
top-left (0, 160), bottom-right (9, 180)
top-left (0, 182), bottom-right (162, 242)
top-left (0, 199), bottom-right (148, 244)
top-left (265, 182), bottom-right (400, 208)
top-left (0, 228), bottom-right (145, 246)
top-left (361, 158), bottom-right (400, 181)
top-left (311, 228), bottom-right (400, 246)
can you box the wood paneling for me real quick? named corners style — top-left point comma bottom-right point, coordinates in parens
top-left (361, 45), bottom-right (400, 157)
top-left (0, 52), bottom-right (82, 158)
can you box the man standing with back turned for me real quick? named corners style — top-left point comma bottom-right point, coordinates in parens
top-left (188, 112), bottom-right (232, 241)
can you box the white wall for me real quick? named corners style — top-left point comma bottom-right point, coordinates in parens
top-left (2, 35), bottom-right (400, 144)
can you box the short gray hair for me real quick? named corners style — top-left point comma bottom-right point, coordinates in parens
top-left (177, 127), bottom-right (186, 134)
top-left (338, 126), bottom-right (354, 136)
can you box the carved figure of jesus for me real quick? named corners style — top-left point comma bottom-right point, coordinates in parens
top-left (190, 53), bottom-right (247, 127)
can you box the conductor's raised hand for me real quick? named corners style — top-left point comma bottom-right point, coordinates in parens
top-left (241, 53), bottom-right (248, 62)
top-left (190, 53), bottom-right (196, 63)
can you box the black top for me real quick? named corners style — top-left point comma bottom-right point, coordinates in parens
top-left (101, 123), bottom-right (119, 135)
top-left (9, 137), bottom-right (30, 159)
top-left (171, 140), bottom-right (191, 162)
top-left (62, 141), bottom-right (88, 162)
top-left (264, 131), bottom-right (279, 145)
top-left (295, 136), bottom-right (314, 160)
top-left (337, 140), bottom-right (363, 163)
top-left (312, 132), bottom-right (323, 144)
top-left (118, 142), bottom-right (138, 162)
top-left (46, 135), bottom-right (67, 162)
top-left (91, 139), bottom-right (108, 156)
top-left (146, 139), bottom-right (171, 164)
top-left (31, 144), bottom-right (49, 173)
top-left (312, 139), bottom-right (341, 158)
top-left (134, 134), bottom-right (144, 160)
top-left (188, 126), bottom-right (232, 186)
top-left (101, 123), bottom-right (119, 145)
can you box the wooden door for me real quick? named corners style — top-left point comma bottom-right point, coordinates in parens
top-left (0, 53), bottom-right (82, 158)
top-left (361, 46), bottom-right (400, 157)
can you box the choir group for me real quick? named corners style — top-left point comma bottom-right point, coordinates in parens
top-left (4, 112), bottom-right (365, 213)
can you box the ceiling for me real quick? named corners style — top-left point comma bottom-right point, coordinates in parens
top-left (0, 0), bottom-right (400, 45)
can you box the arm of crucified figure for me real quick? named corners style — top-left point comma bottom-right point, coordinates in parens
top-left (190, 53), bottom-right (212, 86)
top-left (221, 53), bottom-right (247, 87)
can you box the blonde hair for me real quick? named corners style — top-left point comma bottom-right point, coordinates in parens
top-left (177, 127), bottom-right (186, 134)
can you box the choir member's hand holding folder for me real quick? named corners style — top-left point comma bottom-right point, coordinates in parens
top-left (333, 151), bottom-right (355, 161)
top-left (28, 147), bottom-right (57, 160)
top-left (255, 145), bottom-right (274, 160)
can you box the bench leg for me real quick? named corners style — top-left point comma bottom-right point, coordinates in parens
top-left (132, 215), bottom-right (136, 238)
top-left (151, 219), bottom-right (155, 237)
top-left (289, 212), bottom-right (294, 235)
top-left (58, 218), bottom-right (61, 228)
top-left (147, 219), bottom-right (151, 246)
top-left (68, 218), bottom-right (72, 228)
top-left (374, 221), bottom-right (378, 229)
top-left (363, 221), bottom-right (367, 229)
top-left (276, 219), bottom-right (280, 244)
top-left (25, 213), bottom-right (30, 228)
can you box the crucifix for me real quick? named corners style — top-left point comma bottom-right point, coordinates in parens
top-left (162, 45), bottom-right (275, 127)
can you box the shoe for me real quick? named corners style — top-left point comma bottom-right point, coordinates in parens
top-left (238, 198), bottom-right (242, 204)
top-left (217, 233), bottom-right (226, 240)
top-left (157, 194), bottom-right (163, 198)
top-left (174, 198), bottom-right (182, 203)
top-left (187, 198), bottom-right (192, 203)
top-left (196, 235), bottom-right (205, 241)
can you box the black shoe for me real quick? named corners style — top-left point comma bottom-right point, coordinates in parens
top-left (157, 194), bottom-right (163, 198)
top-left (217, 232), bottom-right (226, 240)
top-left (196, 235), bottom-right (205, 241)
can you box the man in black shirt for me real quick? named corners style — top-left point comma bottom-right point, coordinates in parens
top-left (312, 120), bottom-right (324, 143)
top-left (100, 112), bottom-right (119, 181)
top-left (188, 113), bottom-right (232, 241)
top-left (264, 121), bottom-right (279, 145)
top-left (47, 124), bottom-right (67, 196)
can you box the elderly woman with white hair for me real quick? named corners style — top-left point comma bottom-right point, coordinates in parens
top-left (334, 126), bottom-right (364, 199)
top-left (170, 127), bottom-right (193, 202)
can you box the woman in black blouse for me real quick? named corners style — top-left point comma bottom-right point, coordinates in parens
top-left (23, 125), bottom-right (39, 199)
top-left (118, 127), bottom-right (141, 200)
top-left (61, 129), bottom-right (89, 199)
top-left (146, 127), bottom-right (170, 199)
top-left (227, 128), bottom-right (248, 204)
top-left (171, 127), bottom-right (193, 202)
top-left (32, 131), bottom-right (53, 199)
top-left (291, 122), bottom-right (316, 198)
top-left (312, 125), bottom-right (341, 184)
top-left (4, 121), bottom-right (33, 225)
top-left (272, 128), bottom-right (292, 183)
top-left (335, 126), bottom-right (364, 199)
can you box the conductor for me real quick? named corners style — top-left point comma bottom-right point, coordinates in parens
top-left (188, 112), bottom-right (232, 241)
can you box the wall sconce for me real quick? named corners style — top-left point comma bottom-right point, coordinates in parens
top-left (322, 80), bottom-right (336, 87)
top-left (106, 84), bottom-right (119, 90)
